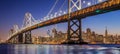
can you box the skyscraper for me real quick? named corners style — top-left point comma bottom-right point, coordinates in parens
top-left (104, 27), bottom-right (108, 43)
top-left (52, 28), bottom-right (57, 38)
top-left (86, 28), bottom-right (91, 36)
top-left (105, 27), bottom-right (108, 36)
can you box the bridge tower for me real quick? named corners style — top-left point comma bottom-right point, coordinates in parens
top-left (24, 31), bottom-right (32, 44)
top-left (23, 12), bottom-right (36, 44)
top-left (13, 25), bottom-right (23, 44)
top-left (67, 0), bottom-right (84, 43)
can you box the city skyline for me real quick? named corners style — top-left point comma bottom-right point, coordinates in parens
top-left (0, 0), bottom-right (120, 41)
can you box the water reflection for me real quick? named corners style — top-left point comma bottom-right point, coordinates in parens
top-left (0, 44), bottom-right (120, 54)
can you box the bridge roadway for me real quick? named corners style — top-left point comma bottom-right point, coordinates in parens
top-left (8, 0), bottom-right (120, 41)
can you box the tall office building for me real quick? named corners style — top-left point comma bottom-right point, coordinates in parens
top-left (52, 28), bottom-right (57, 38)
top-left (105, 27), bottom-right (108, 36)
top-left (104, 27), bottom-right (108, 43)
top-left (86, 28), bottom-right (91, 36)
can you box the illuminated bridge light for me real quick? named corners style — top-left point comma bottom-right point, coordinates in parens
top-left (95, 9), bottom-right (112, 14)
top-left (58, 13), bottom-right (61, 16)
top-left (50, 14), bottom-right (53, 18)
top-left (54, 12), bottom-right (57, 17)
top-left (87, 2), bottom-right (91, 6)
top-left (60, 10), bottom-right (62, 13)
top-left (83, 1), bottom-right (86, 4)
top-left (63, 11), bottom-right (66, 14)
top-left (98, 0), bottom-right (103, 3)
top-left (95, 9), bottom-right (102, 13)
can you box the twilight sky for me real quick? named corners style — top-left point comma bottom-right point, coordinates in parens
top-left (0, 0), bottom-right (120, 41)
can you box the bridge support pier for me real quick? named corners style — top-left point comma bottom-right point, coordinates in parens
top-left (66, 0), bottom-right (87, 44)
top-left (9, 31), bottom-right (32, 44)
top-left (13, 37), bottom-right (15, 43)
top-left (18, 34), bottom-right (23, 44)
top-left (13, 36), bottom-right (17, 44)
top-left (11, 36), bottom-right (17, 44)
top-left (24, 31), bottom-right (32, 44)
top-left (67, 18), bottom-right (85, 44)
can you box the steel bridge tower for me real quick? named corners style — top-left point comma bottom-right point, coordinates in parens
top-left (22, 12), bottom-right (35, 44)
top-left (67, 0), bottom-right (85, 44)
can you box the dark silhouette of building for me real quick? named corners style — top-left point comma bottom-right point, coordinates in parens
top-left (104, 27), bottom-right (108, 43)
top-left (105, 27), bottom-right (108, 36)
top-left (52, 28), bottom-right (57, 38)
top-left (86, 28), bottom-right (91, 36)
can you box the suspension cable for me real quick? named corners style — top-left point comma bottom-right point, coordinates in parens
top-left (54, 0), bottom-right (66, 30)
top-left (58, 0), bottom-right (67, 11)
top-left (47, 0), bottom-right (59, 16)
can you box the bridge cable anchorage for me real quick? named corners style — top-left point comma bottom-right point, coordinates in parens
top-left (23, 12), bottom-right (37, 28)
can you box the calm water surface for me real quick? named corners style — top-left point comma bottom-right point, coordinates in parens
top-left (0, 44), bottom-right (120, 54)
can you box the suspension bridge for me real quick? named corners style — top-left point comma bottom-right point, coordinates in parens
top-left (7, 0), bottom-right (120, 44)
